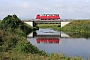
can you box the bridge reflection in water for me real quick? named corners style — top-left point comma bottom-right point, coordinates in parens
top-left (27, 31), bottom-right (90, 58)
top-left (27, 32), bottom-right (70, 38)
top-left (27, 32), bottom-right (71, 44)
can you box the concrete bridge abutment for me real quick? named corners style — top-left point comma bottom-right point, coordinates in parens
top-left (61, 22), bottom-right (70, 27)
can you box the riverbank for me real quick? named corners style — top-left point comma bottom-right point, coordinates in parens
top-left (61, 20), bottom-right (90, 33)
top-left (0, 15), bottom-right (86, 60)
top-left (0, 15), bottom-right (47, 60)
top-left (38, 20), bottom-right (90, 33)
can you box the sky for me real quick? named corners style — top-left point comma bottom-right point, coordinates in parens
top-left (0, 0), bottom-right (90, 19)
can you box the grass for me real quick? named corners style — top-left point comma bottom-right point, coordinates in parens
top-left (0, 20), bottom-right (2, 22)
top-left (0, 15), bottom-right (47, 60)
top-left (0, 30), bottom-right (3, 37)
top-left (37, 20), bottom-right (90, 33)
top-left (37, 24), bottom-right (61, 31)
top-left (0, 24), bottom-right (85, 60)
top-left (0, 28), bottom-right (48, 60)
top-left (0, 50), bottom-right (47, 60)
top-left (61, 20), bottom-right (90, 33)
top-left (1, 18), bottom-right (89, 60)
top-left (0, 51), bottom-right (84, 60)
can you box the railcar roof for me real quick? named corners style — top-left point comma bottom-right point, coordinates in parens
top-left (40, 14), bottom-right (59, 16)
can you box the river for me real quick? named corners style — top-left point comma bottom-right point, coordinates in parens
top-left (27, 28), bottom-right (90, 59)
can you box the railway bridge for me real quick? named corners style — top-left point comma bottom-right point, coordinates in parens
top-left (23, 19), bottom-right (72, 27)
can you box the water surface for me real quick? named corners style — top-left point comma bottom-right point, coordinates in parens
top-left (27, 28), bottom-right (90, 59)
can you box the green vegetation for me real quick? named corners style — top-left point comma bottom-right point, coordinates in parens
top-left (0, 30), bottom-right (3, 37)
top-left (37, 20), bottom-right (90, 33)
top-left (63, 32), bottom-right (90, 38)
top-left (61, 20), bottom-right (90, 33)
top-left (0, 20), bottom-right (2, 22)
top-left (37, 24), bottom-right (61, 31)
top-left (0, 15), bottom-right (86, 60)
top-left (0, 15), bottom-right (47, 60)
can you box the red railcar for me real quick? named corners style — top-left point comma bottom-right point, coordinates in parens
top-left (36, 38), bottom-right (59, 44)
top-left (36, 14), bottom-right (60, 20)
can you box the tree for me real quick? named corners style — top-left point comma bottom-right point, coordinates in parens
top-left (1, 14), bottom-right (22, 30)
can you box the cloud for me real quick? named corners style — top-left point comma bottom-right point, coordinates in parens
top-left (0, 0), bottom-right (90, 19)
top-left (86, 0), bottom-right (89, 2)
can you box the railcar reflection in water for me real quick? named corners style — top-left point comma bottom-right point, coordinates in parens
top-left (27, 28), bottom-right (90, 59)
top-left (36, 38), bottom-right (59, 44)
